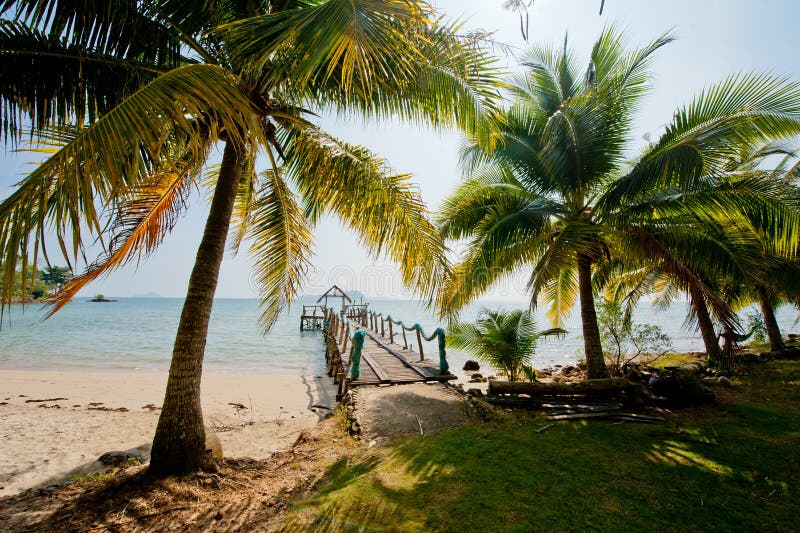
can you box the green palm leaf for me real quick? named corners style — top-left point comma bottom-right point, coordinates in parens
top-left (449, 308), bottom-right (565, 380)
top-left (0, 20), bottom-right (165, 140)
top-left (246, 168), bottom-right (314, 329)
top-left (0, 63), bottom-right (263, 310)
top-left (285, 127), bottom-right (447, 302)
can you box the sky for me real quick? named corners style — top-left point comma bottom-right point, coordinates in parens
top-left (2, 0), bottom-right (800, 300)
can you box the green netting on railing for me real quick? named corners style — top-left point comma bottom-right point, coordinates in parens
top-left (369, 311), bottom-right (449, 374)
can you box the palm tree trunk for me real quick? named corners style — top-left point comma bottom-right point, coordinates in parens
top-left (577, 253), bottom-right (609, 379)
top-left (689, 284), bottom-right (722, 363)
top-left (757, 286), bottom-right (784, 352)
top-left (150, 140), bottom-right (243, 476)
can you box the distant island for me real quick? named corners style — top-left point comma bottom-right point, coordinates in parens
top-left (89, 293), bottom-right (116, 303)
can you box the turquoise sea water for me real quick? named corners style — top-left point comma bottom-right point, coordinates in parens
top-left (0, 297), bottom-right (797, 375)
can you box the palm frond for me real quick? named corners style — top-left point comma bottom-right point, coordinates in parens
top-left (0, 20), bottom-right (164, 140)
top-left (603, 73), bottom-right (800, 205)
top-left (217, 1), bottom-right (504, 138)
top-left (540, 265), bottom-right (577, 328)
top-left (228, 148), bottom-right (259, 254)
top-left (0, 63), bottom-right (262, 310)
top-left (48, 148), bottom-right (206, 315)
top-left (247, 166), bottom-right (314, 329)
top-left (285, 127), bottom-right (447, 303)
top-left (449, 308), bottom-right (561, 379)
top-left (0, 0), bottom-right (181, 66)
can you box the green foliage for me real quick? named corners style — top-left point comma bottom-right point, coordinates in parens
top-left (448, 308), bottom-right (565, 381)
top-left (598, 298), bottom-right (672, 373)
top-left (285, 360), bottom-right (800, 532)
top-left (0, 0), bottom-right (504, 324)
top-left (0, 258), bottom-right (68, 301)
top-left (437, 27), bottom-right (800, 378)
top-left (745, 311), bottom-right (767, 343)
top-left (40, 265), bottom-right (73, 288)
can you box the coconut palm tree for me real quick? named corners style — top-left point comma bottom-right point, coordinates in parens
top-left (601, 142), bottom-right (800, 360)
top-left (449, 308), bottom-right (565, 381)
top-left (437, 27), bottom-right (800, 379)
top-left (0, 0), bottom-right (502, 475)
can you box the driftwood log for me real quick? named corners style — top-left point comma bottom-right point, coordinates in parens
top-left (489, 378), bottom-right (631, 396)
top-left (488, 378), bottom-right (650, 407)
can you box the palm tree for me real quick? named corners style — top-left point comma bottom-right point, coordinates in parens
top-left (449, 308), bottom-right (565, 381)
top-left (0, 0), bottom-right (502, 475)
top-left (601, 142), bottom-right (800, 360)
top-left (437, 27), bottom-right (800, 379)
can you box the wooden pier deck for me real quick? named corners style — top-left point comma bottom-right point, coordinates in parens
top-left (323, 315), bottom-right (456, 398)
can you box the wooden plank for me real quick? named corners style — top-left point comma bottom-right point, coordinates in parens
top-left (365, 332), bottom-right (428, 378)
top-left (544, 405), bottom-right (621, 414)
top-left (547, 412), bottom-right (617, 421)
top-left (361, 351), bottom-right (392, 382)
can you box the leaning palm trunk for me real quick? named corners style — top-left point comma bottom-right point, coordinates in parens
top-left (150, 141), bottom-right (243, 475)
top-left (757, 286), bottom-right (785, 352)
top-left (689, 285), bottom-right (723, 364)
top-left (578, 254), bottom-right (609, 379)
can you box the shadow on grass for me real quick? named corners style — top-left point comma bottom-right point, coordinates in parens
top-left (286, 363), bottom-right (800, 532)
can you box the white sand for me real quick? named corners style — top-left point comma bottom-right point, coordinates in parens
top-left (0, 370), bottom-right (337, 497)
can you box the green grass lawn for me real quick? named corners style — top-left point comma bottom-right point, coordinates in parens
top-left (285, 360), bottom-right (800, 532)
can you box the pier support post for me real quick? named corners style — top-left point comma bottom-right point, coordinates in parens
top-left (416, 328), bottom-right (424, 361)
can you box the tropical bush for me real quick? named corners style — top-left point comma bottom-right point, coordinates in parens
top-left (744, 311), bottom-right (767, 344)
top-left (597, 298), bottom-right (672, 375)
top-left (449, 309), bottom-right (565, 381)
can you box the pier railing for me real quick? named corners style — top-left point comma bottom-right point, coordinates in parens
top-left (323, 308), bottom-right (360, 400)
top-left (322, 308), bottom-right (449, 400)
top-left (369, 311), bottom-right (448, 374)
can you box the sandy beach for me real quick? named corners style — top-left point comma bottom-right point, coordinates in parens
top-left (0, 370), bottom-right (337, 497)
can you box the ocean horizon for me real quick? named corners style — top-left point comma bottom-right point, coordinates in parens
top-left (1, 296), bottom-right (797, 375)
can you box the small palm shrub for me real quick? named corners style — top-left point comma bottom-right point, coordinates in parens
top-left (449, 309), bottom-right (566, 381)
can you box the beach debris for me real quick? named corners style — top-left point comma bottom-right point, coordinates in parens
top-left (18, 394), bottom-right (27, 397)
top-left (228, 402), bottom-right (247, 411)
top-left (293, 429), bottom-right (313, 446)
top-left (99, 450), bottom-right (148, 467)
top-left (87, 402), bottom-right (104, 407)
top-left (0, 402), bottom-right (8, 406)
top-left (72, 404), bottom-right (81, 407)
top-left (88, 406), bottom-right (129, 412)
top-left (312, 404), bottom-right (332, 410)
top-left (25, 397), bottom-right (68, 403)
top-left (141, 404), bottom-right (161, 411)
top-left (38, 404), bottom-right (62, 409)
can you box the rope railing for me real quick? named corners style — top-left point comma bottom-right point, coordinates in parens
top-left (368, 311), bottom-right (449, 374)
top-left (322, 307), bottom-right (449, 401)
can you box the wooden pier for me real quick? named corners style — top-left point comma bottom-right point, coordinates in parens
top-left (301, 285), bottom-right (368, 330)
top-left (300, 305), bottom-right (326, 331)
top-left (322, 308), bottom-right (456, 400)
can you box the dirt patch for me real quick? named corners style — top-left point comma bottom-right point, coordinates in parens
top-left (353, 383), bottom-right (467, 439)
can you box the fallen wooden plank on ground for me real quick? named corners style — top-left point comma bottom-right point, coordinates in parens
top-left (489, 378), bottom-right (632, 396)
